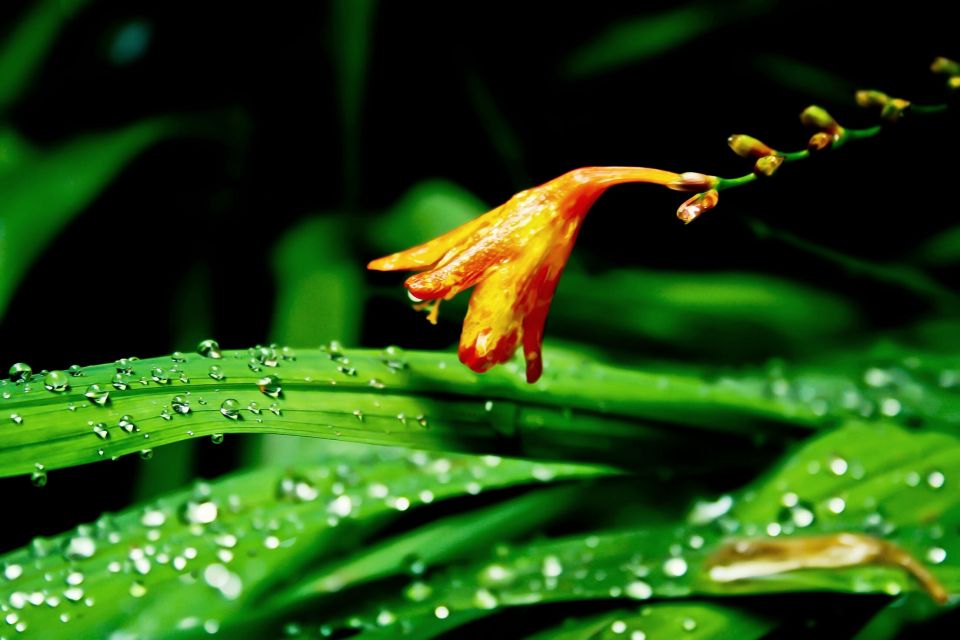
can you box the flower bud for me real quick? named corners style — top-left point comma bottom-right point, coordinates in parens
top-left (667, 172), bottom-right (719, 193)
top-left (931, 57), bottom-right (960, 76)
top-left (754, 154), bottom-right (784, 177)
top-left (676, 190), bottom-right (718, 224)
top-left (800, 105), bottom-right (841, 133)
top-left (880, 97), bottom-right (911, 123)
top-left (727, 134), bottom-right (776, 159)
top-left (855, 90), bottom-right (890, 108)
top-left (807, 131), bottom-right (836, 152)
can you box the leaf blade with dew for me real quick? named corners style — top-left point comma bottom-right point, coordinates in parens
top-left (0, 447), bottom-right (601, 639)
top-left (0, 344), bottom-right (847, 480)
top-left (0, 118), bottom-right (176, 319)
top-left (527, 602), bottom-right (774, 640)
top-left (311, 421), bottom-right (960, 636)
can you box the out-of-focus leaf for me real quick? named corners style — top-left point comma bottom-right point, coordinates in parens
top-left (466, 73), bottom-right (527, 188)
top-left (0, 447), bottom-right (598, 639)
top-left (0, 0), bottom-right (90, 113)
top-left (913, 226), bottom-right (960, 266)
top-left (0, 119), bottom-right (174, 319)
top-left (370, 180), bottom-right (486, 255)
top-left (748, 218), bottom-right (960, 311)
top-left (552, 269), bottom-right (860, 357)
top-left (330, 0), bottom-right (377, 206)
top-left (562, 1), bottom-right (773, 78)
top-left (317, 422), bottom-right (958, 636)
top-left (753, 54), bottom-right (855, 103)
top-left (529, 602), bottom-right (773, 640)
top-left (259, 216), bottom-right (367, 464)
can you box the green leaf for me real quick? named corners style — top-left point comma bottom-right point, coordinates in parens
top-left (315, 422), bottom-right (958, 636)
top-left (0, 119), bottom-right (175, 319)
top-left (0, 345), bottom-right (838, 479)
top-left (528, 602), bottom-right (773, 640)
top-left (0, 448), bottom-right (599, 639)
top-left (562, 1), bottom-right (773, 78)
top-left (0, 0), bottom-right (90, 113)
top-left (330, 0), bottom-right (377, 206)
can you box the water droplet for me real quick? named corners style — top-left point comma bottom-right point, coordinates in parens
top-left (369, 378), bottom-right (385, 389)
top-left (68, 364), bottom-right (84, 377)
top-left (114, 358), bottom-right (136, 374)
top-left (257, 374), bottom-right (282, 398)
top-left (688, 495), bottom-right (733, 524)
top-left (129, 581), bottom-right (147, 598)
top-left (927, 547), bottom-right (947, 564)
top-left (829, 456), bottom-right (848, 476)
top-left (119, 415), bottom-right (138, 433)
top-left (151, 368), bottom-right (170, 384)
top-left (183, 500), bottom-right (218, 524)
top-left (10, 413), bottom-right (23, 425)
top-left (250, 345), bottom-right (278, 367)
top-left (210, 433), bottom-right (224, 445)
top-left (64, 536), bottom-right (96, 559)
top-left (682, 617), bottom-right (697, 632)
top-left (171, 351), bottom-right (187, 363)
top-left (197, 339), bottom-right (222, 359)
top-left (269, 402), bottom-right (281, 416)
top-left (352, 409), bottom-right (364, 422)
top-left (141, 508), bottom-right (166, 527)
top-left (218, 399), bottom-right (241, 420)
top-left (207, 365), bottom-right (225, 381)
top-left (171, 395), bottom-right (190, 414)
top-left (328, 495), bottom-right (353, 518)
top-left (625, 580), bottom-right (653, 599)
top-left (139, 448), bottom-right (154, 460)
top-left (611, 620), bottom-right (627, 634)
top-left (337, 365), bottom-right (357, 377)
top-left (827, 497), bottom-right (846, 514)
top-left (632, 632), bottom-right (647, 640)
top-left (246, 401), bottom-right (261, 415)
top-left (92, 423), bottom-right (110, 440)
top-left (376, 610), bottom-right (396, 626)
top-left (8, 363), bottom-right (32, 382)
top-left (542, 555), bottom-right (563, 578)
top-left (880, 398), bottom-right (902, 417)
top-left (110, 373), bottom-right (129, 390)
top-left (278, 476), bottom-right (319, 502)
top-left (44, 370), bottom-right (70, 393)
top-left (84, 384), bottom-right (110, 406)
top-left (434, 605), bottom-right (450, 620)
top-left (663, 557), bottom-right (688, 577)
top-left (927, 471), bottom-right (946, 489)
top-left (31, 464), bottom-right (47, 487)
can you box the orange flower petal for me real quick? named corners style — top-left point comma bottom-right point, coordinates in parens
top-left (367, 204), bottom-right (502, 271)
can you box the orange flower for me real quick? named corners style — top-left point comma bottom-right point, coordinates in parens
top-left (369, 167), bottom-right (715, 382)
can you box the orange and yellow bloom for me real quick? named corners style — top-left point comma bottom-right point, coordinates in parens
top-left (369, 167), bottom-right (716, 383)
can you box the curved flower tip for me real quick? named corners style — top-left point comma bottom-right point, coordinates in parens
top-left (369, 167), bottom-right (687, 382)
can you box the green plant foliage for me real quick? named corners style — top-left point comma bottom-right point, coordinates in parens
top-left (0, 448), bottom-right (599, 637)
top-left (0, 0), bottom-right (90, 113)
top-left (0, 119), bottom-right (175, 319)
top-left (528, 602), bottom-right (773, 640)
top-left (303, 422), bottom-right (957, 637)
top-left (562, 1), bottom-right (773, 78)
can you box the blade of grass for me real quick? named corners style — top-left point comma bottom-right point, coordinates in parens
top-left (0, 345), bottom-right (840, 480)
top-left (0, 448), bottom-right (600, 638)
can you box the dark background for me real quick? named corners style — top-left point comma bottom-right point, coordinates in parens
top-left (0, 0), bottom-right (956, 553)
